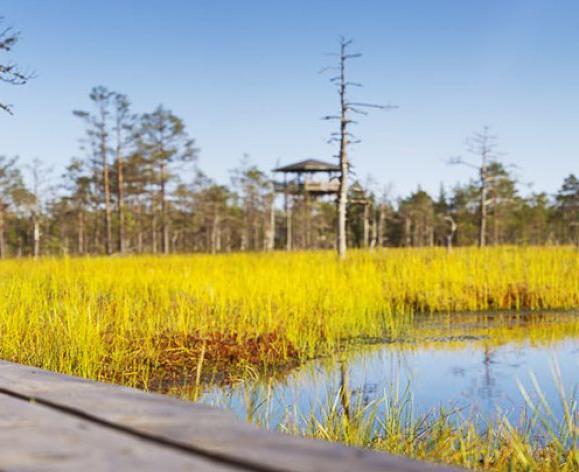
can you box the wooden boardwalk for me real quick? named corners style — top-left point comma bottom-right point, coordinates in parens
top-left (0, 360), bottom-right (459, 471)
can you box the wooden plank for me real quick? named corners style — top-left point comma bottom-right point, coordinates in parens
top-left (0, 391), bottom-right (238, 472)
top-left (0, 360), bottom-right (460, 472)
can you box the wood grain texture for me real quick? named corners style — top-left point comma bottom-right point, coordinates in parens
top-left (0, 360), bottom-right (461, 472)
top-left (0, 392), bottom-right (235, 471)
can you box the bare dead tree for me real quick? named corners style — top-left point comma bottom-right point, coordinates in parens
top-left (362, 201), bottom-right (371, 247)
top-left (322, 37), bottom-right (395, 258)
top-left (370, 205), bottom-right (378, 248)
top-left (0, 18), bottom-right (34, 114)
top-left (26, 159), bottom-right (53, 259)
top-left (450, 127), bottom-right (502, 247)
top-left (265, 176), bottom-right (276, 251)
top-left (375, 185), bottom-right (393, 248)
top-left (444, 215), bottom-right (457, 252)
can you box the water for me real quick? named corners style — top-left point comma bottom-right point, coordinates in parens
top-left (198, 312), bottom-right (578, 430)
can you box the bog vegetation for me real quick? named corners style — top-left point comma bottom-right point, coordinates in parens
top-left (0, 246), bottom-right (576, 386)
top-left (0, 246), bottom-right (576, 470)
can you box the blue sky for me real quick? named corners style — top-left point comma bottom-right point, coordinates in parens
top-left (1, 0), bottom-right (577, 197)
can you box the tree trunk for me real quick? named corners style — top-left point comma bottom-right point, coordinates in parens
top-left (404, 217), bottom-right (412, 247)
top-left (32, 212), bottom-right (40, 259)
top-left (137, 202), bottom-right (144, 253)
top-left (160, 161), bottom-right (169, 254)
top-left (370, 207), bottom-right (377, 248)
top-left (304, 189), bottom-right (311, 249)
top-left (0, 206), bottom-right (6, 259)
top-left (92, 213), bottom-right (100, 254)
top-left (492, 200), bottom-right (500, 246)
top-left (59, 217), bottom-right (67, 256)
top-left (102, 137), bottom-right (113, 255)
top-left (479, 168), bottom-right (487, 247)
top-left (77, 208), bottom-right (85, 255)
top-left (362, 203), bottom-right (370, 248)
top-left (377, 205), bottom-right (386, 247)
top-left (211, 206), bottom-right (220, 254)
top-left (445, 216), bottom-right (457, 253)
top-left (171, 230), bottom-right (179, 253)
top-left (151, 209), bottom-right (158, 254)
top-left (478, 141), bottom-right (491, 248)
top-left (116, 154), bottom-right (126, 254)
top-left (267, 187), bottom-right (275, 251)
top-left (337, 43), bottom-right (349, 259)
top-left (284, 181), bottom-right (292, 251)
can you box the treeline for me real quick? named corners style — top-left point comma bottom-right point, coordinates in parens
top-left (0, 86), bottom-right (577, 258)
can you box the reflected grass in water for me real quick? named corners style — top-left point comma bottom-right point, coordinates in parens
top-left (201, 365), bottom-right (577, 471)
top-left (190, 313), bottom-right (578, 471)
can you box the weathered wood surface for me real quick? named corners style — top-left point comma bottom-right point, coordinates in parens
top-left (0, 393), bottom-right (230, 471)
top-left (0, 360), bottom-right (460, 471)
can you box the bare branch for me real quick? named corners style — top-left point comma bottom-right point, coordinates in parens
top-left (339, 37), bottom-right (354, 48)
top-left (348, 102), bottom-right (397, 110)
top-left (0, 102), bottom-right (12, 114)
top-left (1, 18), bottom-right (34, 113)
top-left (448, 156), bottom-right (479, 169)
top-left (349, 107), bottom-right (368, 116)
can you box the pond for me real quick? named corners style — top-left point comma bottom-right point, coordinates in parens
top-left (196, 312), bottom-right (578, 432)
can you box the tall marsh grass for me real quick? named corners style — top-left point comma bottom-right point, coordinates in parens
top-left (233, 365), bottom-right (577, 471)
top-left (291, 378), bottom-right (578, 471)
top-left (0, 246), bottom-right (576, 386)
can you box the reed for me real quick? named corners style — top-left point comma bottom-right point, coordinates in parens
top-left (0, 246), bottom-right (576, 387)
top-left (227, 366), bottom-right (578, 471)
top-left (293, 385), bottom-right (578, 471)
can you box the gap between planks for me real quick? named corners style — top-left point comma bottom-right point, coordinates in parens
top-left (0, 385), bottom-right (282, 472)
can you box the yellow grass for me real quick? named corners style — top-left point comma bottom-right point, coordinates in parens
top-left (0, 246), bottom-right (577, 471)
top-left (0, 246), bottom-right (576, 387)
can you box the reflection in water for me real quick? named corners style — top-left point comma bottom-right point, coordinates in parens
top-left (197, 313), bottom-right (578, 430)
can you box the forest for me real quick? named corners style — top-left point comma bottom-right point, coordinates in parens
top-left (0, 86), bottom-right (577, 258)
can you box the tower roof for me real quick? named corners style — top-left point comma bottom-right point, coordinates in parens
top-left (273, 159), bottom-right (340, 173)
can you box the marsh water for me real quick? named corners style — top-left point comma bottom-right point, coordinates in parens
top-left (196, 312), bottom-right (578, 430)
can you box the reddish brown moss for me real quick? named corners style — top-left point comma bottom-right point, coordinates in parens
top-left (103, 331), bottom-right (300, 389)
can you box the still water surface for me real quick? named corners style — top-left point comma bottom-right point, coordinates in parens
top-left (199, 312), bottom-right (578, 429)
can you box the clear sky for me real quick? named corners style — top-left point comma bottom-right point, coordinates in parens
top-left (1, 0), bottom-right (577, 198)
